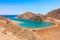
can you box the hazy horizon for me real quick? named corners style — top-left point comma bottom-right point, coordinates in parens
top-left (0, 0), bottom-right (60, 15)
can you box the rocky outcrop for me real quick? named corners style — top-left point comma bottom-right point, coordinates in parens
top-left (0, 16), bottom-right (12, 26)
top-left (46, 8), bottom-right (60, 20)
top-left (17, 12), bottom-right (36, 19)
top-left (0, 16), bottom-right (11, 24)
top-left (17, 12), bottom-right (45, 21)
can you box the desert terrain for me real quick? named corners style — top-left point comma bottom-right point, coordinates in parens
top-left (0, 9), bottom-right (60, 40)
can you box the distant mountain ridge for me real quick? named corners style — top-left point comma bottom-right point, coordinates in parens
top-left (46, 8), bottom-right (60, 20)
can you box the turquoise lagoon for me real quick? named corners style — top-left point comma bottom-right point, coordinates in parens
top-left (7, 17), bottom-right (54, 28)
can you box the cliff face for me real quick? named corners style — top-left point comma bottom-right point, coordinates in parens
top-left (46, 8), bottom-right (60, 20)
top-left (17, 12), bottom-right (45, 21)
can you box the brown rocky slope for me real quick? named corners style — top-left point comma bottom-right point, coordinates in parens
top-left (17, 12), bottom-right (46, 21)
top-left (46, 8), bottom-right (60, 20)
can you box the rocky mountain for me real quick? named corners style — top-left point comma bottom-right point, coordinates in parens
top-left (17, 12), bottom-right (45, 21)
top-left (46, 8), bottom-right (60, 20)
top-left (17, 12), bottom-right (35, 19)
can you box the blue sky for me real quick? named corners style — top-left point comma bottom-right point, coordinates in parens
top-left (0, 0), bottom-right (60, 15)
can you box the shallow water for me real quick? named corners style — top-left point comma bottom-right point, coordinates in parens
top-left (7, 17), bottom-right (54, 28)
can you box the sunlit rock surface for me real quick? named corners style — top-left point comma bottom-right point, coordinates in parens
top-left (46, 8), bottom-right (60, 20)
top-left (35, 26), bottom-right (60, 40)
top-left (17, 12), bottom-right (45, 21)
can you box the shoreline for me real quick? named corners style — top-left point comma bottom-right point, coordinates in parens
top-left (30, 24), bottom-right (57, 30)
top-left (10, 20), bottom-right (20, 25)
top-left (10, 19), bottom-right (56, 30)
top-left (8, 17), bottom-right (60, 31)
top-left (19, 24), bottom-right (57, 30)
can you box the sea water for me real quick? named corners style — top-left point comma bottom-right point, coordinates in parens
top-left (3, 15), bottom-right (54, 28)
